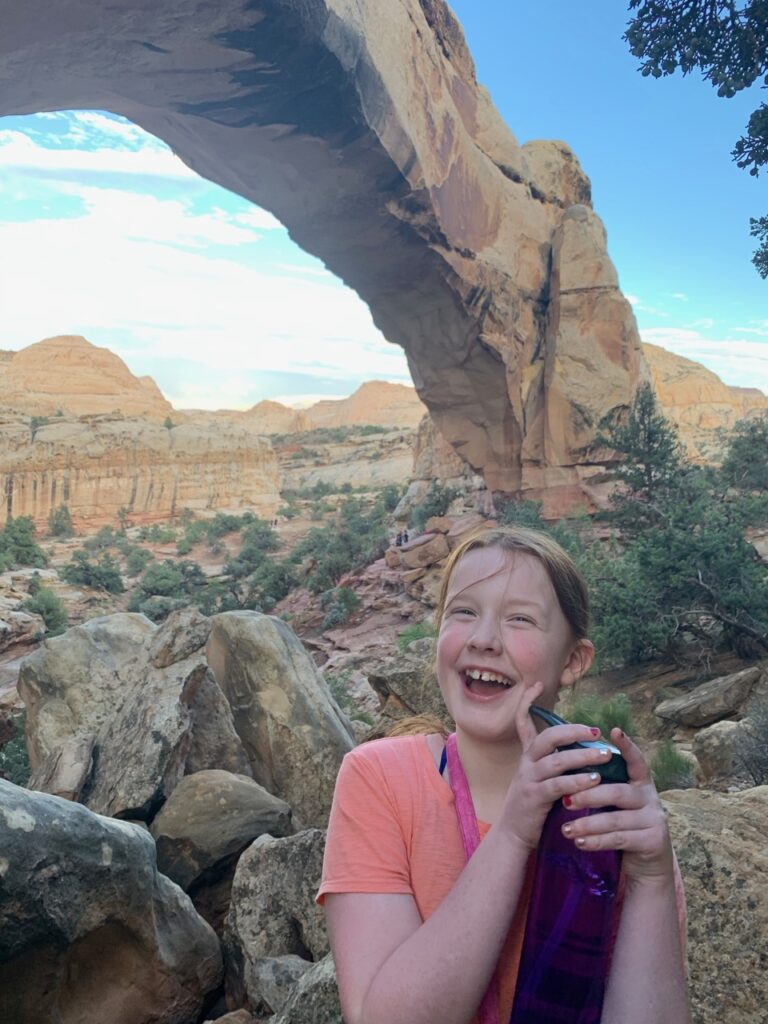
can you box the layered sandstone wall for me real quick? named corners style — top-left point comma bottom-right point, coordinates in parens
top-left (643, 342), bottom-right (768, 459)
top-left (0, 415), bottom-right (281, 530)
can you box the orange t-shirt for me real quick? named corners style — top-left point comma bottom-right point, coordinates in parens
top-left (317, 735), bottom-right (535, 1022)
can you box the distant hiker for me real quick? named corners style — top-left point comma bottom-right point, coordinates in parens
top-left (402, 529), bottom-right (409, 543)
top-left (395, 531), bottom-right (403, 547)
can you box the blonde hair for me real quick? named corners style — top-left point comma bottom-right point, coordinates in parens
top-left (435, 526), bottom-right (590, 639)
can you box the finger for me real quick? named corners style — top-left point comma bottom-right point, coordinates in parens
top-left (527, 722), bottom-right (603, 762)
top-left (515, 681), bottom-right (544, 749)
top-left (563, 779), bottom-right (647, 811)
top-left (534, 743), bottom-right (616, 780)
top-left (611, 728), bottom-right (652, 784)
top-left (561, 808), bottom-right (648, 839)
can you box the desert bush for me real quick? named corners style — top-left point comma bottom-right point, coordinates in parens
top-left (61, 551), bottom-right (124, 593)
top-left (398, 620), bottom-right (437, 652)
top-left (48, 505), bottom-right (74, 538)
top-left (321, 587), bottom-right (361, 630)
top-left (564, 692), bottom-right (635, 739)
top-left (124, 545), bottom-right (153, 577)
top-left (650, 740), bottom-right (696, 791)
top-left (0, 712), bottom-right (30, 786)
top-left (411, 482), bottom-right (461, 532)
top-left (23, 586), bottom-right (68, 636)
top-left (84, 526), bottom-right (119, 552)
top-left (0, 517), bottom-right (48, 570)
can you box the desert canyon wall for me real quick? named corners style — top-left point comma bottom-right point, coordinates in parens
top-left (0, 338), bottom-right (281, 528)
top-left (1, 0), bottom-right (645, 513)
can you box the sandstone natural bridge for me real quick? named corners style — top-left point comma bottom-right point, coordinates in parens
top-left (1, 0), bottom-right (644, 511)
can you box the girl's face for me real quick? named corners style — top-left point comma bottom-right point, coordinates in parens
top-left (436, 546), bottom-right (593, 746)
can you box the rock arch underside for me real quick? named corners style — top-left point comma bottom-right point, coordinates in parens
top-left (1, 0), bottom-right (644, 513)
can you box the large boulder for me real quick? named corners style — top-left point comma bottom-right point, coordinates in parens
top-left (206, 612), bottom-right (355, 826)
top-left (366, 637), bottom-right (451, 730)
top-left (0, 780), bottom-right (222, 1024)
top-left (654, 666), bottom-right (762, 728)
top-left (224, 829), bottom-right (328, 1014)
top-left (18, 611), bottom-right (253, 816)
top-left (151, 769), bottom-right (293, 891)
top-left (665, 786), bottom-right (768, 1024)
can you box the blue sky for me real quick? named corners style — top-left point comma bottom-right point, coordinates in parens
top-left (0, 2), bottom-right (765, 409)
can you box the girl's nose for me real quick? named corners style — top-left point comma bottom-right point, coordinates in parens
top-left (468, 616), bottom-right (502, 653)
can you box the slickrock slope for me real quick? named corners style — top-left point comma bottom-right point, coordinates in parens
top-left (644, 342), bottom-right (768, 458)
top-left (0, 414), bottom-right (280, 529)
top-left (0, 0), bottom-right (644, 511)
top-left (0, 336), bottom-right (172, 421)
top-left (302, 381), bottom-right (427, 430)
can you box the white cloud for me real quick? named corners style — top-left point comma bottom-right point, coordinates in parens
top-left (640, 326), bottom-right (768, 394)
top-left (0, 127), bottom-right (196, 179)
top-left (671, 292), bottom-right (688, 301)
top-left (0, 197), bottom-right (411, 407)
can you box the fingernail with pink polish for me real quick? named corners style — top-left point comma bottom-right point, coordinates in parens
top-left (590, 727), bottom-right (600, 737)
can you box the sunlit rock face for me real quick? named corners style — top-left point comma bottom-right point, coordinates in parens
top-left (0, 0), bottom-right (643, 509)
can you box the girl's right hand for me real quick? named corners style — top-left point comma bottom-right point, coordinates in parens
top-left (498, 682), bottom-right (615, 851)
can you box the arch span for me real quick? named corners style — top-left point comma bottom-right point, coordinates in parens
top-left (0, 0), bottom-right (642, 511)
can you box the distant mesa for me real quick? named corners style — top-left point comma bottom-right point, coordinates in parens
top-left (239, 381), bottom-right (427, 433)
top-left (0, 335), bottom-right (173, 421)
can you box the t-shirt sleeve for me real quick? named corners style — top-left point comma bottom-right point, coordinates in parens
top-left (317, 746), bottom-right (414, 904)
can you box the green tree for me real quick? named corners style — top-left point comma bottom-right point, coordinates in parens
top-left (0, 517), bottom-right (48, 570)
top-left (24, 586), bottom-right (68, 635)
top-left (48, 505), bottom-right (74, 538)
top-left (720, 416), bottom-right (768, 490)
top-left (591, 388), bottom-right (768, 664)
top-left (625, 0), bottom-right (768, 276)
top-left (61, 550), bottom-right (124, 593)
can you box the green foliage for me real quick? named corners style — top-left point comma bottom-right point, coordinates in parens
top-left (398, 620), bottom-right (437, 652)
top-left (411, 482), bottom-right (461, 532)
top-left (0, 517), bottom-right (48, 571)
top-left (164, 416), bottom-right (174, 430)
top-left (277, 503), bottom-right (299, 519)
top-left (751, 214), bottom-right (768, 278)
top-left (590, 387), bottom-right (768, 665)
top-left (47, 505), bottom-right (74, 538)
top-left (650, 740), bottom-right (696, 792)
top-left (290, 495), bottom-right (390, 593)
top-left (564, 692), bottom-right (635, 739)
top-left (738, 701), bottom-right (768, 786)
top-left (138, 523), bottom-right (177, 544)
top-left (62, 550), bottom-right (125, 593)
top-left (124, 545), bottom-right (153, 577)
top-left (30, 415), bottom-right (49, 434)
top-left (27, 571), bottom-right (42, 596)
top-left (128, 558), bottom-right (207, 621)
top-left (84, 525), bottom-right (120, 552)
top-left (23, 586), bottom-right (68, 636)
top-left (625, 1), bottom-right (768, 275)
top-left (321, 586), bottom-right (361, 630)
top-left (379, 484), bottom-right (404, 512)
top-left (721, 416), bottom-right (768, 491)
top-left (0, 712), bottom-right (30, 786)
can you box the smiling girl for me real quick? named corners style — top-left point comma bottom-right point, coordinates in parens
top-left (318, 526), bottom-right (690, 1024)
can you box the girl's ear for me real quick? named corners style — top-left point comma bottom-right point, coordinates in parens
top-left (559, 638), bottom-right (595, 689)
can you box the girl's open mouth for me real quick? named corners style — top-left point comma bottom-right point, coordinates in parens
top-left (462, 668), bottom-right (514, 698)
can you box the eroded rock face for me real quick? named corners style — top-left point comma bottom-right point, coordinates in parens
top-left (0, 0), bottom-right (643, 507)
top-left (224, 829), bottom-right (328, 1013)
top-left (0, 407), bottom-right (281, 530)
top-left (665, 787), bottom-right (768, 1024)
top-left (0, 780), bottom-right (222, 1024)
top-left (206, 612), bottom-right (355, 826)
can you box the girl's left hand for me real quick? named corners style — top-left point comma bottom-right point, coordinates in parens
top-left (558, 728), bottom-right (674, 881)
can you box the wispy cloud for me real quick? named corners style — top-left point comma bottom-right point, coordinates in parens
top-left (671, 292), bottom-right (688, 301)
top-left (641, 326), bottom-right (768, 394)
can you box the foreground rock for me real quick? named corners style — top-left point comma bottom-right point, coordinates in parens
top-left (224, 829), bottom-right (328, 1014)
top-left (19, 608), bottom-right (353, 826)
top-left (1, 0), bottom-right (644, 511)
top-left (665, 786), bottom-right (768, 1024)
top-left (207, 612), bottom-right (355, 826)
top-left (0, 779), bottom-right (222, 1024)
